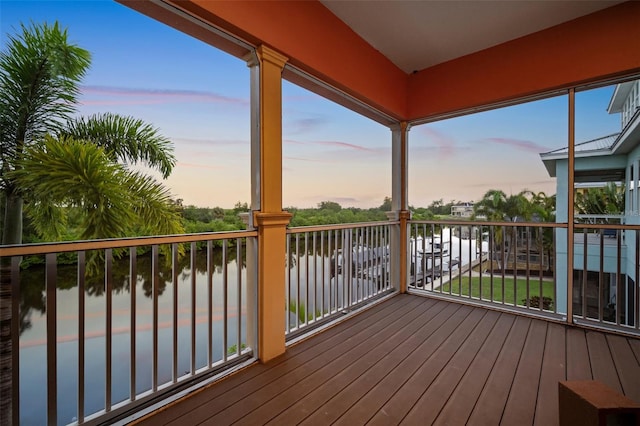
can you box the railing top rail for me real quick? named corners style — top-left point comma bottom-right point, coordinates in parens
top-left (0, 230), bottom-right (258, 257)
top-left (287, 221), bottom-right (398, 234)
top-left (409, 219), bottom-right (566, 229)
top-left (574, 223), bottom-right (640, 230)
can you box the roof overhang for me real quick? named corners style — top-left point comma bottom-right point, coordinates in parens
top-left (119, 0), bottom-right (640, 125)
top-left (607, 80), bottom-right (636, 113)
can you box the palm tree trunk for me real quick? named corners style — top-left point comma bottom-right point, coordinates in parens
top-left (2, 192), bottom-right (23, 246)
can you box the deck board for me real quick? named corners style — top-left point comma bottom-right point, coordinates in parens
top-left (275, 300), bottom-right (451, 425)
top-left (607, 334), bottom-right (640, 401)
top-left (432, 313), bottom-right (516, 425)
top-left (566, 328), bottom-right (592, 381)
top-left (333, 303), bottom-right (472, 426)
top-left (233, 297), bottom-right (439, 425)
top-left (501, 319), bottom-right (547, 426)
top-left (133, 294), bottom-right (640, 426)
top-left (401, 310), bottom-right (501, 425)
top-left (366, 307), bottom-right (487, 425)
top-left (466, 315), bottom-right (532, 426)
top-left (587, 331), bottom-right (623, 393)
top-left (533, 323), bottom-right (566, 426)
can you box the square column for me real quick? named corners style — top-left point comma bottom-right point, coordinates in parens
top-left (390, 122), bottom-right (410, 293)
top-left (247, 45), bottom-right (291, 362)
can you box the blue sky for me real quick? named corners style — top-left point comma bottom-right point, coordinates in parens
top-left (1, 1), bottom-right (622, 209)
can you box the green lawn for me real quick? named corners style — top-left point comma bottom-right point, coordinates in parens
top-left (440, 276), bottom-right (555, 308)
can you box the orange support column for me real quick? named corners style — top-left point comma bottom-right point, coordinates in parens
top-left (390, 122), bottom-right (410, 293)
top-left (248, 45), bottom-right (291, 362)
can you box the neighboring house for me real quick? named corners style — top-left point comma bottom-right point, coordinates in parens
top-left (450, 202), bottom-right (474, 218)
top-left (540, 79), bottom-right (640, 324)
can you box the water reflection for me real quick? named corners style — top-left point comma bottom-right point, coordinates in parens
top-left (18, 244), bottom-right (246, 425)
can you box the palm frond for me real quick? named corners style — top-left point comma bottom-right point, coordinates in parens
top-left (12, 135), bottom-right (134, 240)
top-left (0, 21), bottom-right (91, 186)
top-left (62, 113), bottom-right (176, 178)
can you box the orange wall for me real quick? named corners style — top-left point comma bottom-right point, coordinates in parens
top-left (171, 0), bottom-right (408, 121)
top-left (408, 1), bottom-right (640, 121)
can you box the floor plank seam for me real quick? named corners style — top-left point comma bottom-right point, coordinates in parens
top-left (290, 300), bottom-right (453, 425)
top-left (397, 307), bottom-right (492, 425)
top-left (498, 318), bottom-right (533, 425)
top-left (334, 303), bottom-right (471, 426)
top-left (222, 297), bottom-right (436, 425)
top-left (462, 313), bottom-right (519, 426)
top-left (293, 300), bottom-right (453, 426)
top-left (430, 310), bottom-right (507, 425)
top-left (531, 322), bottom-right (549, 426)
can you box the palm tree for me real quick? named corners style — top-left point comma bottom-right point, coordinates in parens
top-left (574, 182), bottom-right (624, 221)
top-left (473, 189), bottom-right (536, 273)
top-left (0, 22), bottom-right (91, 245)
top-left (0, 22), bottom-right (184, 423)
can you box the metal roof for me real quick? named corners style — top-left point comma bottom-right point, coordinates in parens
top-left (540, 133), bottom-right (620, 157)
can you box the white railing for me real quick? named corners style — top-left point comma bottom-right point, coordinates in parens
top-left (0, 230), bottom-right (257, 425)
top-left (408, 220), bottom-right (560, 318)
top-left (285, 222), bottom-right (396, 339)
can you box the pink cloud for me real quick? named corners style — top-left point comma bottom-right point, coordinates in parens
top-left (284, 139), bottom-right (373, 152)
top-left (286, 117), bottom-right (328, 135)
top-left (418, 127), bottom-right (457, 159)
top-left (483, 137), bottom-right (549, 153)
top-left (171, 137), bottom-right (249, 146)
top-left (176, 162), bottom-right (223, 170)
top-left (80, 85), bottom-right (248, 106)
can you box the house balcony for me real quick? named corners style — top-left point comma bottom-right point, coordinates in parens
top-left (2, 220), bottom-right (639, 425)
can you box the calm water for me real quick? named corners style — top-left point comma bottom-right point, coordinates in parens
top-left (18, 248), bottom-right (247, 425)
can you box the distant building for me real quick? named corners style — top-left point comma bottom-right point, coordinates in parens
top-left (450, 202), bottom-right (474, 218)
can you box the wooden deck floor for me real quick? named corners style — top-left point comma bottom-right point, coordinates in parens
top-left (133, 294), bottom-right (640, 426)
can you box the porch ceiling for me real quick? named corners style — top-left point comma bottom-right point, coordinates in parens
top-left (320, 0), bottom-right (623, 74)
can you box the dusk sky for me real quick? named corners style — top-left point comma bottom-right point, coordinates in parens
top-left (1, 1), bottom-right (622, 209)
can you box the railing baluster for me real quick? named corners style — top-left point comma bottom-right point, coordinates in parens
top-left (191, 242), bottom-right (197, 373)
top-left (321, 231), bottom-right (325, 318)
top-left (296, 233), bottom-right (300, 328)
top-left (468, 225), bottom-right (472, 300)
top-left (313, 231), bottom-right (318, 321)
top-left (152, 245), bottom-right (159, 392)
top-left (77, 251), bottom-right (86, 423)
top-left (129, 248), bottom-right (136, 400)
top-left (599, 229), bottom-right (605, 322)
top-left (207, 241), bottom-right (213, 366)
top-left (617, 230), bottom-right (622, 326)
top-left (222, 240), bottom-right (228, 362)
top-left (105, 249), bottom-right (113, 412)
top-left (237, 238), bottom-right (243, 356)
top-left (46, 253), bottom-right (57, 426)
top-left (286, 234), bottom-right (291, 333)
top-left (305, 232), bottom-right (309, 325)
top-left (525, 226), bottom-right (530, 309)
top-left (172, 243), bottom-right (178, 383)
top-left (538, 228), bottom-right (543, 312)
